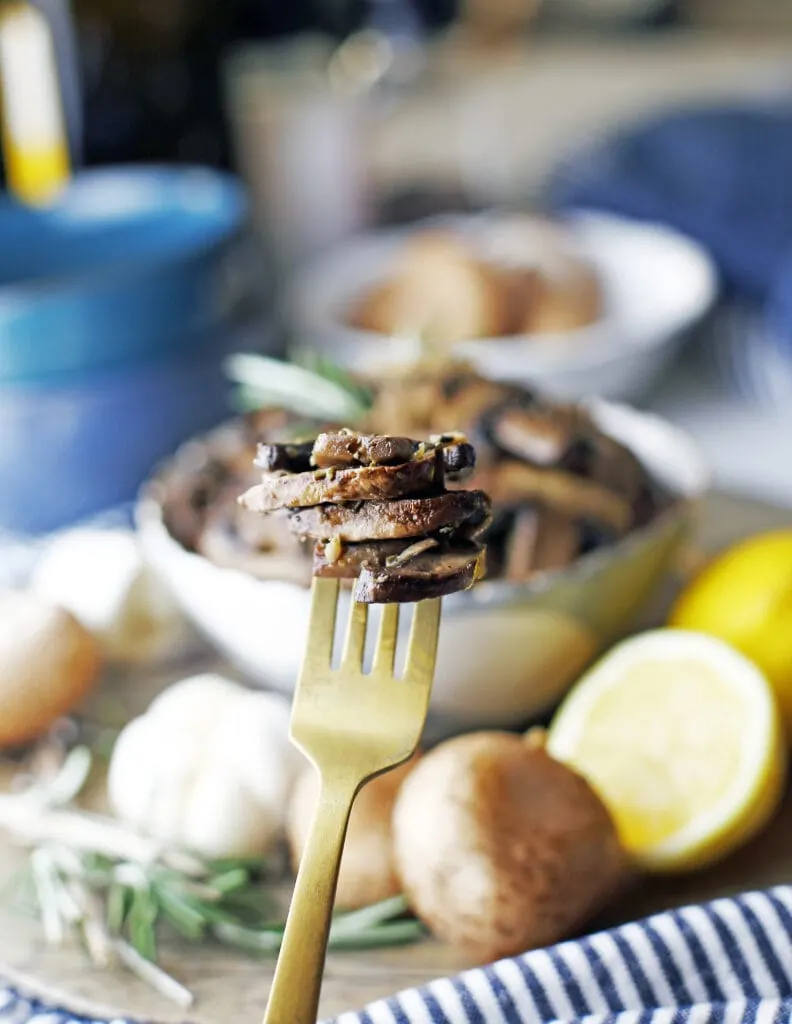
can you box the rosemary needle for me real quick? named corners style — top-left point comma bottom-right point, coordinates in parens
top-left (115, 940), bottom-right (194, 1010)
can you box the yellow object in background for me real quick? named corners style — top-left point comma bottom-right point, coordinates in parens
top-left (0, 2), bottom-right (70, 204)
top-left (670, 529), bottom-right (792, 732)
top-left (547, 629), bottom-right (786, 873)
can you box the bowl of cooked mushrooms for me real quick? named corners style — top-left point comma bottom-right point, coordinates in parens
top-left (136, 359), bottom-right (708, 739)
top-left (291, 210), bottom-right (718, 402)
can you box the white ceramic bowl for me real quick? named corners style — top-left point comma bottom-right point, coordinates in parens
top-left (137, 402), bottom-right (708, 741)
top-left (290, 211), bottom-right (718, 402)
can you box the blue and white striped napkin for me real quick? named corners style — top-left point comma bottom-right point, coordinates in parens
top-left (327, 886), bottom-right (792, 1024)
top-left (0, 886), bottom-right (790, 1022)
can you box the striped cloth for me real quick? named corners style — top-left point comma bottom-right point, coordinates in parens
top-left (327, 886), bottom-right (792, 1024)
top-left (0, 886), bottom-right (790, 1022)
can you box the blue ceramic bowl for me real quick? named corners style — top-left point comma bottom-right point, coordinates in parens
top-left (0, 166), bottom-right (250, 382)
top-left (0, 323), bottom-right (257, 534)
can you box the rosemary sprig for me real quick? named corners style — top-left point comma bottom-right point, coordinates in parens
top-left (224, 352), bottom-right (373, 422)
top-left (297, 352), bottom-right (374, 412)
top-left (1, 748), bottom-right (422, 1008)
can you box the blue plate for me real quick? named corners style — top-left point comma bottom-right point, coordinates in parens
top-left (0, 166), bottom-right (250, 381)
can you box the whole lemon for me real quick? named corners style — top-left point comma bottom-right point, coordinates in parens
top-left (669, 529), bottom-right (792, 730)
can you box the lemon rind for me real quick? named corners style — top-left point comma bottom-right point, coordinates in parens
top-left (547, 629), bottom-right (787, 873)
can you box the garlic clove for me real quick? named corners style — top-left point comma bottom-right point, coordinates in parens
top-left (181, 759), bottom-right (281, 859)
top-left (108, 673), bottom-right (306, 860)
top-left (147, 673), bottom-right (244, 726)
top-left (30, 527), bottom-right (192, 664)
top-left (230, 692), bottom-right (307, 811)
top-left (107, 714), bottom-right (170, 833)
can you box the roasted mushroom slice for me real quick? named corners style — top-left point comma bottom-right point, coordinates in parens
top-left (239, 457), bottom-right (439, 514)
top-left (434, 370), bottom-right (524, 433)
top-left (476, 461), bottom-right (631, 534)
top-left (311, 430), bottom-right (476, 480)
top-left (313, 537), bottom-right (438, 579)
top-left (560, 431), bottom-right (647, 504)
top-left (484, 402), bottom-right (581, 467)
top-left (287, 490), bottom-right (491, 543)
top-left (311, 431), bottom-right (417, 468)
top-left (354, 545), bottom-right (486, 603)
top-left (159, 460), bottom-right (238, 553)
top-left (198, 506), bottom-right (312, 584)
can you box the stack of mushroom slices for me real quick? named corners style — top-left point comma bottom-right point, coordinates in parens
top-left (239, 430), bottom-right (491, 603)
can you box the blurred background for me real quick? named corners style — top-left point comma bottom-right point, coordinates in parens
top-left (2, 0), bottom-right (792, 542)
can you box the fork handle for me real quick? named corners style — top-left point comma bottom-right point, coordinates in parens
top-left (263, 775), bottom-right (357, 1024)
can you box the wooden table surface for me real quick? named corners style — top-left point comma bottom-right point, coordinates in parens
top-left (0, 491), bottom-right (790, 1024)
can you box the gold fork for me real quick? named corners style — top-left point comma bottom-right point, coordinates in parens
top-left (263, 577), bottom-right (441, 1024)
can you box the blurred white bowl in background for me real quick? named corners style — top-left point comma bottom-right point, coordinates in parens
top-left (137, 401), bottom-right (708, 741)
top-left (290, 211), bottom-right (718, 402)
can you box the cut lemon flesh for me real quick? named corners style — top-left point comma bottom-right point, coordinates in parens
top-left (547, 629), bottom-right (787, 872)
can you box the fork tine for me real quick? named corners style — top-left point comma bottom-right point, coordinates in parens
top-left (372, 603), bottom-right (400, 676)
top-left (341, 600), bottom-right (368, 671)
top-left (404, 597), bottom-right (441, 682)
top-left (301, 577), bottom-right (340, 674)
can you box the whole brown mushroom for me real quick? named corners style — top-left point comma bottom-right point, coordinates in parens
top-left (287, 755), bottom-right (419, 910)
top-left (392, 730), bottom-right (628, 963)
top-left (0, 591), bottom-right (102, 747)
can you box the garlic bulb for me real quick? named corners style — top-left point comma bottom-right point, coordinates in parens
top-left (108, 674), bottom-right (305, 858)
top-left (30, 528), bottom-right (191, 664)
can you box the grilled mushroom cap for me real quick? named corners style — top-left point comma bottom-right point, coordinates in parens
top-left (287, 490), bottom-right (491, 543)
top-left (392, 731), bottom-right (628, 963)
top-left (354, 545), bottom-right (486, 604)
top-left (312, 430), bottom-right (476, 479)
top-left (311, 432), bottom-right (417, 468)
top-left (239, 457), bottom-right (440, 514)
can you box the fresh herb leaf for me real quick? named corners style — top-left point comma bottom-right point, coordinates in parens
top-left (327, 920), bottom-right (425, 949)
top-left (224, 352), bottom-right (372, 422)
top-left (106, 882), bottom-right (130, 936)
top-left (213, 920), bottom-right (284, 953)
top-left (151, 885), bottom-right (206, 942)
top-left (330, 894), bottom-right (412, 933)
top-left (296, 352), bottom-right (374, 410)
top-left (211, 900), bottom-right (423, 956)
top-left (206, 855), bottom-right (271, 874)
top-left (207, 866), bottom-right (250, 895)
top-left (127, 886), bottom-right (158, 961)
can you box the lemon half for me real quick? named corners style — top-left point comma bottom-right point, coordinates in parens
top-left (547, 629), bottom-right (786, 873)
